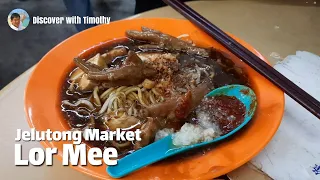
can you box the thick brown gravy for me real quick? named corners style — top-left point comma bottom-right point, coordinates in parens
top-left (60, 38), bottom-right (250, 158)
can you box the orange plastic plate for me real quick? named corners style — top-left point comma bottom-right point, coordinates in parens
top-left (24, 18), bottom-right (284, 180)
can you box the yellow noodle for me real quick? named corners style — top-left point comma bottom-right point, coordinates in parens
top-left (116, 86), bottom-right (127, 92)
top-left (143, 91), bottom-right (150, 105)
top-left (137, 90), bottom-right (147, 106)
top-left (99, 92), bottom-right (116, 114)
top-left (127, 93), bottom-right (134, 100)
top-left (106, 95), bottom-right (118, 113)
top-left (116, 98), bottom-right (121, 110)
top-left (117, 92), bottom-right (126, 100)
top-left (150, 89), bottom-right (164, 103)
top-left (100, 84), bottom-right (167, 116)
top-left (125, 87), bottom-right (148, 106)
top-left (93, 86), bottom-right (101, 106)
top-left (116, 94), bottom-right (124, 108)
top-left (127, 93), bottom-right (138, 101)
top-left (151, 88), bottom-right (161, 96)
top-left (122, 86), bottom-right (133, 92)
top-left (109, 96), bottom-right (118, 109)
top-left (149, 91), bottom-right (156, 104)
top-left (100, 87), bottom-right (115, 100)
top-left (127, 94), bottom-right (136, 102)
top-left (124, 87), bottom-right (140, 95)
top-left (113, 98), bottom-right (118, 111)
top-left (112, 91), bottom-right (122, 98)
top-left (129, 92), bottom-right (139, 100)
top-left (117, 98), bottom-right (123, 108)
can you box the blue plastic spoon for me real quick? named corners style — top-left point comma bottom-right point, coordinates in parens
top-left (107, 84), bottom-right (257, 178)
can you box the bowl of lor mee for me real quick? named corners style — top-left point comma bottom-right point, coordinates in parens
top-left (24, 18), bottom-right (284, 180)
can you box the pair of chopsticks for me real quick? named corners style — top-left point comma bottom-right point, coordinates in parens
top-left (162, 0), bottom-right (320, 119)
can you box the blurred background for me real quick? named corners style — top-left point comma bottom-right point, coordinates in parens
top-left (0, 0), bottom-right (319, 89)
top-left (0, 0), bottom-right (136, 89)
top-left (1, 0), bottom-right (193, 89)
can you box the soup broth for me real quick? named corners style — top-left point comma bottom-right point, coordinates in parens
top-left (60, 27), bottom-right (250, 158)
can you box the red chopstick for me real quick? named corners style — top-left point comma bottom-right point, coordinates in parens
top-left (162, 0), bottom-right (320, 119)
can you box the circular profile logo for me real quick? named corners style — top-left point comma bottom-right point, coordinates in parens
top-left (8, 9), bottom-right (30, 31)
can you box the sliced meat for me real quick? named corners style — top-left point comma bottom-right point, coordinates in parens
top-left (145, 81), bottom-right (211, 121)
top-left (175, 91), bottom-right (193, 120)
top-left (101, 47), bottom-right (128, 64)
top-left (73, 51), bottom-right (157, 86)
top-left (106, 116), bottom-right (140, 131)
top-left (134, 117), bottom-right (160, 150)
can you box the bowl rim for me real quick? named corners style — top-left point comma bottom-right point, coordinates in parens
top-left (24, 17), bottom-right (284, 180)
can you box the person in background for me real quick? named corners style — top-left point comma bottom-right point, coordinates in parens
top-left (63, 0), bottom-right (96, 32)
top-left (10, 13), bottom-right (26, 31)
top-left (63, 0), bottom-right (193, 32)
